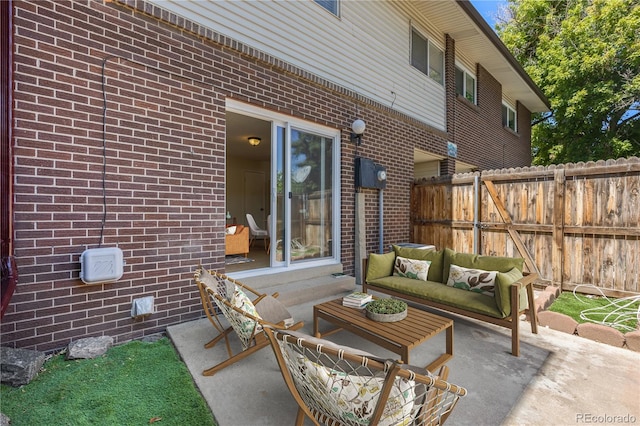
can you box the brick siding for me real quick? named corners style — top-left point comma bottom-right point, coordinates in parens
top-left (453, 65), bottom-right (532, 170)
top-left (3, 0), bottom-right (534, 351)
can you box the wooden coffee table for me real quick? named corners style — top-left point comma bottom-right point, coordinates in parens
top-left (313, 298), bottom-right (453, 372)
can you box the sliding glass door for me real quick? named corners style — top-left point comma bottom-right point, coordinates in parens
top-left (226, 100), bottom-right (339, 271)
top-left (272, 124), bottom-right (337, 266)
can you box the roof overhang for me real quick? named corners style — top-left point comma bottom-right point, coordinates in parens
top-left (412, 0), bottom-right (550, 113)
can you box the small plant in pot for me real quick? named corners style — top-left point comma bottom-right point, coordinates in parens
top-left (365, 298), bottom-right (408, 322)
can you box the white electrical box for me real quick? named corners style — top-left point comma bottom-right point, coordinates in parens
top-left (80, 247), bottom-right (124, 284)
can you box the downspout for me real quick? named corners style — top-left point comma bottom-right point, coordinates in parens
top-left (1, 0), bottom-right (16, 320)
top-left (1, 0), bottom-right (11, 260)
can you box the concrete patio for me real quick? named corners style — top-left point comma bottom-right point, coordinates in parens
top-left (168, 291), bottom-right (640, 425)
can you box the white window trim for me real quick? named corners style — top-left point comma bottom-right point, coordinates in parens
top-left (455, 63), bottom-right (476, 105)
top-left (502, 102), bottom-right (517, 132)
top-left (410, 26), bottom-right (444, 86)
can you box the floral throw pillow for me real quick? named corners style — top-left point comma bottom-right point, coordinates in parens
top-left (446, 264), bottom-right (497, 296)
top-left (393, 256), bottom-right (431, 281)
top-left (228, 285), bottom-right (262, 339)
top-left (300, 356), bottom-right (415, 425)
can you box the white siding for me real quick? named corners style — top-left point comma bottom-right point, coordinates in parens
top-left (414, 161), bottom-right (440, 179)
top-left (155, 0), bottom-right (446, 130)
top-left (503, 94), bottom-right (517, 108)
top-left (455, 51), bottom-right (476, 77)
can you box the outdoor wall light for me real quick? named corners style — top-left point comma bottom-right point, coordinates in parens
top-left (248, 137), bottom-right (261, 146)
top-left (350, 119), bottom-right (366, 146)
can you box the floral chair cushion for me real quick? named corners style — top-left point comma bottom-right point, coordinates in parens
top-left (300, 356), bottom-right (415, 425)
top-left (227, 283), bottom-right (262, 339)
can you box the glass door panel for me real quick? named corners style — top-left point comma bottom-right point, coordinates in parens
top-left (290, 128), bottom-right (333, 263)
top-left (273, 126), bottom-right (287, 264)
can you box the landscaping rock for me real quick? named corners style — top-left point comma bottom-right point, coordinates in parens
top-left (140, 333), bottom-right (164, 343)
top-left (0, 412), bottom-right (10, 426)
top-left (623, 330), bottom-right (640, 352)
top-left (538, 311), bottom-right (578, 334)
top-left (0, 346), bottom-right (46, 387)
top-left (546, 286), bottom-right (561, 299)
top-left (534, 292), bottom-right (552, 313)
top-left (576, 323), bottom-right (625, 348)
top-left (66, 336), bottom-right (113, 360)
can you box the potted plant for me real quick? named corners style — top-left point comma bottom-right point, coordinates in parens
top-left (365, 298), bottom-right (408, 322)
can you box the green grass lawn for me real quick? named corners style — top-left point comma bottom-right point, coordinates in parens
top-left (0, 337), bottom-right (216, 426)
top-left (548, 292), bottom-right (640, 333)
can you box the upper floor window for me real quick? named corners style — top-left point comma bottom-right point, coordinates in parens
top-left (314, 0), bottom-right (338, 16)
top-left (502, 102), bottom-right (517, 132)
top-left (411, 28), bottom-right (444, 85)
top-left (455, 65), bottom-right (476, 104)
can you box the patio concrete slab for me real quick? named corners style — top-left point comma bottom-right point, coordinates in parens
top-left (167, 293), bottom-right (640, 425)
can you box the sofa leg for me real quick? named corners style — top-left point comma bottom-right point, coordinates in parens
top-left (526, 282), bottom-right (538, 334)
top-left (512, 320), bottom-right (520, 357)
top-left (511, 284), bottom-right (520, 357)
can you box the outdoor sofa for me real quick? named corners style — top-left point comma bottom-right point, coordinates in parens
top-left (363, 245), bottom-right (538, 356)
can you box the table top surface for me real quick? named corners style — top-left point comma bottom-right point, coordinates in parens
top-left (314, 298), bottom-right (453, 348)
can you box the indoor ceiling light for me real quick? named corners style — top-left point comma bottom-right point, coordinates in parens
top-left (248, 137), bottom-right (261, 146)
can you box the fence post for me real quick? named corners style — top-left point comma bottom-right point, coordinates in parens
top-left (552, 169), bottom-right (566, 288)
top-left (473, 174), bottom-right (480, 254)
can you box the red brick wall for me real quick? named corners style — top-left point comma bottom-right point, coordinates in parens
top-left (3, 0), bottom-right (534, 351)
top-left (452, 64), bottom-right (533, 170)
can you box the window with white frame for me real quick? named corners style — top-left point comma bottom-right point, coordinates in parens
top-left (411, 28), bottom-right (444, 85)
top-left (314, 0), bottom-right (338, 16)
top-left (455, 65), bottom-right (476, 104)
top-left (502, 102), bottom-right (517, 132)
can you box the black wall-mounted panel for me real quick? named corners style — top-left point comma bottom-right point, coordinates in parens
top-left (355, 157), bottom-right (387, 189)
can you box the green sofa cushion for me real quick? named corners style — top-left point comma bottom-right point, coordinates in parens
top-left (494, 267), bottom-right (528, 317)
top-left (443, 248), bottom-right (524, 284)
top-left (368, 276), bottom-right (504, 318)
top-left (392, 246), bottom-right (445, 283)
top-left (365, 251), bottom-right (396, 282)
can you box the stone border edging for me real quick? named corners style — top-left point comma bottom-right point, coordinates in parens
top-left (528, 286), bottom-right (640, 352)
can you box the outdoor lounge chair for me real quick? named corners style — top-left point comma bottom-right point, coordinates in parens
top-left (194, 266), bottom-right (304, 376)
top-left (263, 326), bottom-right (467, 426)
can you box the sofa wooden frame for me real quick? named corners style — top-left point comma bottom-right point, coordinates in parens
top-left (362, 258), bottom-right (539, 357)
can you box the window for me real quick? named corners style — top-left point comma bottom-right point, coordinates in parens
top-left (502, 103), bottom-right (517, 132)
top-left (411, 28), bottom-right (444, 85)
top-left (314, 0), bottom-right (338, 16)
top-left (455, 65), bottom-right (476, 104)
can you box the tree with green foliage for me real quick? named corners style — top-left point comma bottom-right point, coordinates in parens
top-left (497, 0), bottom-right (640, 165)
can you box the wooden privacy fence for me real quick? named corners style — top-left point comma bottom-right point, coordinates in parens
top-left (411, 157), bottom-right (640, 297)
